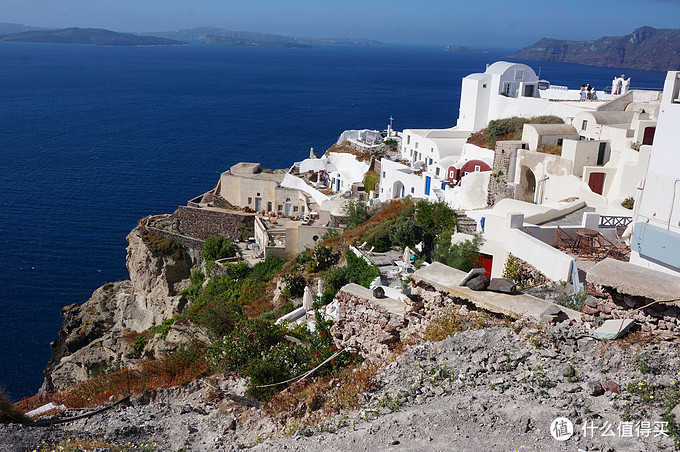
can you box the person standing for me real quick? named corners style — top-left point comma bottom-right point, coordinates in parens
top-left (586, 84), bottom-right (593, 100)
top-left (580, 84), bottom-right (586, 101)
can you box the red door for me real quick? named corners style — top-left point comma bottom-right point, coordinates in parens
top-left (477, 253), bottom-right (493, 278)
top-left (588, 172), bottom-right (605, 195)
top-left (642, 127), bottom-right (656, 146)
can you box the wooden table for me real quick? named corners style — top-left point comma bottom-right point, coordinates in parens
top-left (574, 228), bottom-right (600, 257)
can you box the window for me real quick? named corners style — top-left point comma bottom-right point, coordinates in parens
top-left (475, 165), bottom-right (481, 172)
top-left (247, 197), bottom-right (252, 204)
top-left (581, 120), bottom-right (588, 130)
top-left (436, 167), bottom-right (440, 176)
top-left (301, 206), bottom-right (305, 214)
top-left (482, 83), bottom-right (487, 88)
top-left (514, 69), bottom-right (524, 80)
top-left (293, 206), bottom-right (298, 212)
top-left (415, 142), bottom-right (419, 149)
top-left (277, 205), bottom-right (283, 211)
top-left (267, 202), bottom-right (272, 212)
top-left (557, 138), bottom-right (563, 146)
top-left (407, 135), bottom-right (411, 145)
top-left (579, 136), bottom-right (586, 141)
top-left (411, 187), bottom-right (415, 194)
top-left (382, 171), bottom-right (386, 178)
top-left (410, 150), bottom-right (413, 156)
top-left (449, 170), bottom-right (454, 178)
top-left (429, 158), bottom-right (433, 165)
top-left (256, 192), bottom-right (260, 196)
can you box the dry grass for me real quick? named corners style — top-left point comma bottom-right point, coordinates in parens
top-left (264, 361), bottom-right (381, 425)
top-left (326, 144), bottom-right (372, 162)
top-left (537, 144), bottom-right (562, 155)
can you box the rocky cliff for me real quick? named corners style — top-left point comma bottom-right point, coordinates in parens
top-left (508, 26), bottom-right (680, 72)
top-left (41, 227), bottom-right (194, 393)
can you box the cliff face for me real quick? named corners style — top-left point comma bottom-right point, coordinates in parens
top-left (508, 26), bottom-right (680, 72)
top-left (41, 227), bottom-right (194, 393)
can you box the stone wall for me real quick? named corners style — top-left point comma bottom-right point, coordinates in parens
top-left (487, 140), bottom-right (525, 206)
top-left (405, 282), bottom-right (477, 333)
top-left (330, 284), bottom-right (404, 360)
top-left (582, 284), bottom-right (680, 337)
top-left (174, 206), bottom-right (254, 241)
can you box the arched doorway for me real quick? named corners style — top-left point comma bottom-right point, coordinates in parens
top-left (518, 166), bottom-right (536, 203)
top-left (392, 180), bottom-right (404, 199)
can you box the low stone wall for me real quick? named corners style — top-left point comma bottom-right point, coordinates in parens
top-left (174, 206), bottom-right (254, 241)
top-left (330, 284), bottom-right (404, 360)
top-left (405, 281), bottom-right (477, 333)
top-left (582, 284), bottom-right (680, 336)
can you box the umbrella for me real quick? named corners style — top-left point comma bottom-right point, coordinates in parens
top-left (403, 246), bottom-right (412, 267)
top-left (317, 279), bottom-right (324, 299)
top-left (302, 286), bottom-right (314, 311)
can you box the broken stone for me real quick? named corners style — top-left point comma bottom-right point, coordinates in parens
top-left (466, 275), bottom-right (490, 291)
top-left (224, 417), bottom-right (236, 432)
top-left (587, 381), bottom-right (604, 396)
top-left (582, 305), bottom-right (599, 315)
top-left (458, 267), bottom-right (486, 286)
top-left (602, 381), bottom-right (620, 394)
top-left (487, 278), bottom-right (517, 294)
top-left (540, 305), bottom-right (567, 323)
top-left (585, 297), bottom-right (597, 309)
top-left (378, 331), bottom-right (399, 345)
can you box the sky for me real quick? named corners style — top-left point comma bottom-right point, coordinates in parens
top-left (1, 0), bottom-right (680, 49)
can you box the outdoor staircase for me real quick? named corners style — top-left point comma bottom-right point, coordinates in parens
top-left (455, 211), bottom-right (478, 234)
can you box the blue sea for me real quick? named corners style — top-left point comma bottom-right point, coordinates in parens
top-left (0, 42), bottom-right (666, 401)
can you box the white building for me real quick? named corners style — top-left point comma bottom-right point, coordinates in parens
top-left (630, 71), bottom-right (680, 275)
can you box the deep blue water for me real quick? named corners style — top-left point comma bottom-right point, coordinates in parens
top-left (0, 42), bottom-right (666, 401)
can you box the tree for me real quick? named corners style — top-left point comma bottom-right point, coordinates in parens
top-left (434, 233), bottom-right (484, 272)
top-left (202, 235), bottom-right (237, 263)
top-left (344, 199), bottom-right (370, 229)
top-left (389, 218), bottom-right (423, 250)
top-left (414, 200), bottom-right (457, 255)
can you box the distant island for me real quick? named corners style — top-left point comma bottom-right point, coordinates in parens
top-left (508, 26), bottom-right (680, 72)
top-left (0, 27), bottom-right (185, 46)
top-left (142, 27), bottom-right (384, 47)
top-left (204, 35), bottom-right (311, 48)
top-left (445, 45), bottom-right (485, 53)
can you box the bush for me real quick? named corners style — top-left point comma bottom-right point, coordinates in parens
top-left (311, 245), bottom-right (339, 272)
top-left (195, 301), bottom-right (244, 340)
top-left (537, 144), bottom-right (562, 155)
top-left (320, 265), bottom-right (351, 305)
top-left (1, 389), bottom-right (28, 423)
top-left (483, 115), bottom-right (564, 148)
top-left (207, 318), bottom-right (285, 372)
top-left (346, 249), bottom-right (380, 287)
top-left (389, 218), bottom-right (423, 250)
top-left (621, 197), bottom-right (634, 210)
top-left (554, 290), bottom-right (588, 311)
top-left (202, 235), bottom-right (237, 263)
top-left (415, 200), bottom-right (457, 254)
top-left (363, 170), bottom-right (380, 194)
top-left (142, 232), bottom-right (187, 261)
top-left (434, 233), bottom-right (484, 272)
top-left (344, 199), bottom-right (370, 229)
top-left (281, 272), bottom-right (306, 299)
top-left (502, 253), bottom-right (548, 289)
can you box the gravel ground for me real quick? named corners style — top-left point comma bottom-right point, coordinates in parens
top-left (3, 320), bottom-right (679, 451)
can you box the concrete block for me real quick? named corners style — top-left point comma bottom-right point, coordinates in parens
top-left (592, 319), bottom-right (635, 339)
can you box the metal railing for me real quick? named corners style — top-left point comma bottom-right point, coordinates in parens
top-left (599, 215), bottom-right (633, 228)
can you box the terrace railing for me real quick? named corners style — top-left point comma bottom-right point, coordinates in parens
top-left (599, 215), bottom-right (633, 228)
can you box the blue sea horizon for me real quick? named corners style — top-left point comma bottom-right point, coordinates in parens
top-left (0, 42), bottom-right (666, 401)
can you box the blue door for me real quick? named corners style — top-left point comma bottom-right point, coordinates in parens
top-left (337, 178), bottom-right (341, 192)
top-left (425, 176), bottom-right (431, 196)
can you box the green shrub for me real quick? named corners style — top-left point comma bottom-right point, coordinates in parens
top-left (320, 265), bottom-right (351, 305)
top-left (207, 318), bottom-right (285, 372)
top-left (195, 301), bottom-right (244, 340)
top-left (361, 221), bottom-right (393, 252)
top-left (502, 253), bottom-right (548, 289)
top-left (346, 249), bottom-right (380, 287)
top-left (311, 245), bottom-right (339, 272)
top-left (554, 290), bottom-right (588, 311)
top-left (389, 218), bottom-right (423, 250)
top-left (282, 272), bottom-right (306, 299)
top-left (202, 235), bottom-right (237, 263)
top-left (143, 232), bottom-right (187, 261)
top-left (434, 233), bottom-right (484, 272)
top-left (363, 170), bottom-right (380, 194)
top-left (415, 200), bottom-right (457, 254)
top-left (344, 199), bottom-right (370, 229)
top-left (621, 197), bottom-right (634, 210)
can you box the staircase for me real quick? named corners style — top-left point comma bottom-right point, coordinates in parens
top-left (455, 211), bottom-right (478, 234)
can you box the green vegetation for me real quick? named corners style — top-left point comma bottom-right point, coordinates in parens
top-left (502, 253), bottom-right (548, 289)
top-left (621, 196), bottom-right (634, 210)
top-left (141, 232), bottom-right (187, 262)
top-left (201, 235), bottom-right (237, 263)
top-left (415, 200), bottom-right (457, 255)
top-left (389, 218), bottom-right (423, 250)
top-left (0, 389), bottom-right (27, 423)
top-left (344, 199), bottom-right (370, 229)
top-left (363, 170), bottom-right (380, 194)
top-left (554, 290), bottom-right (588, 311)
top-left (281, 272), bottom-right (306, 299)
top-left (434, 233), bottom-right (483, 272)
top-left (482, 115), bottom-right (564, 149)
top-left (345, 249), bottom-right (380, 288)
